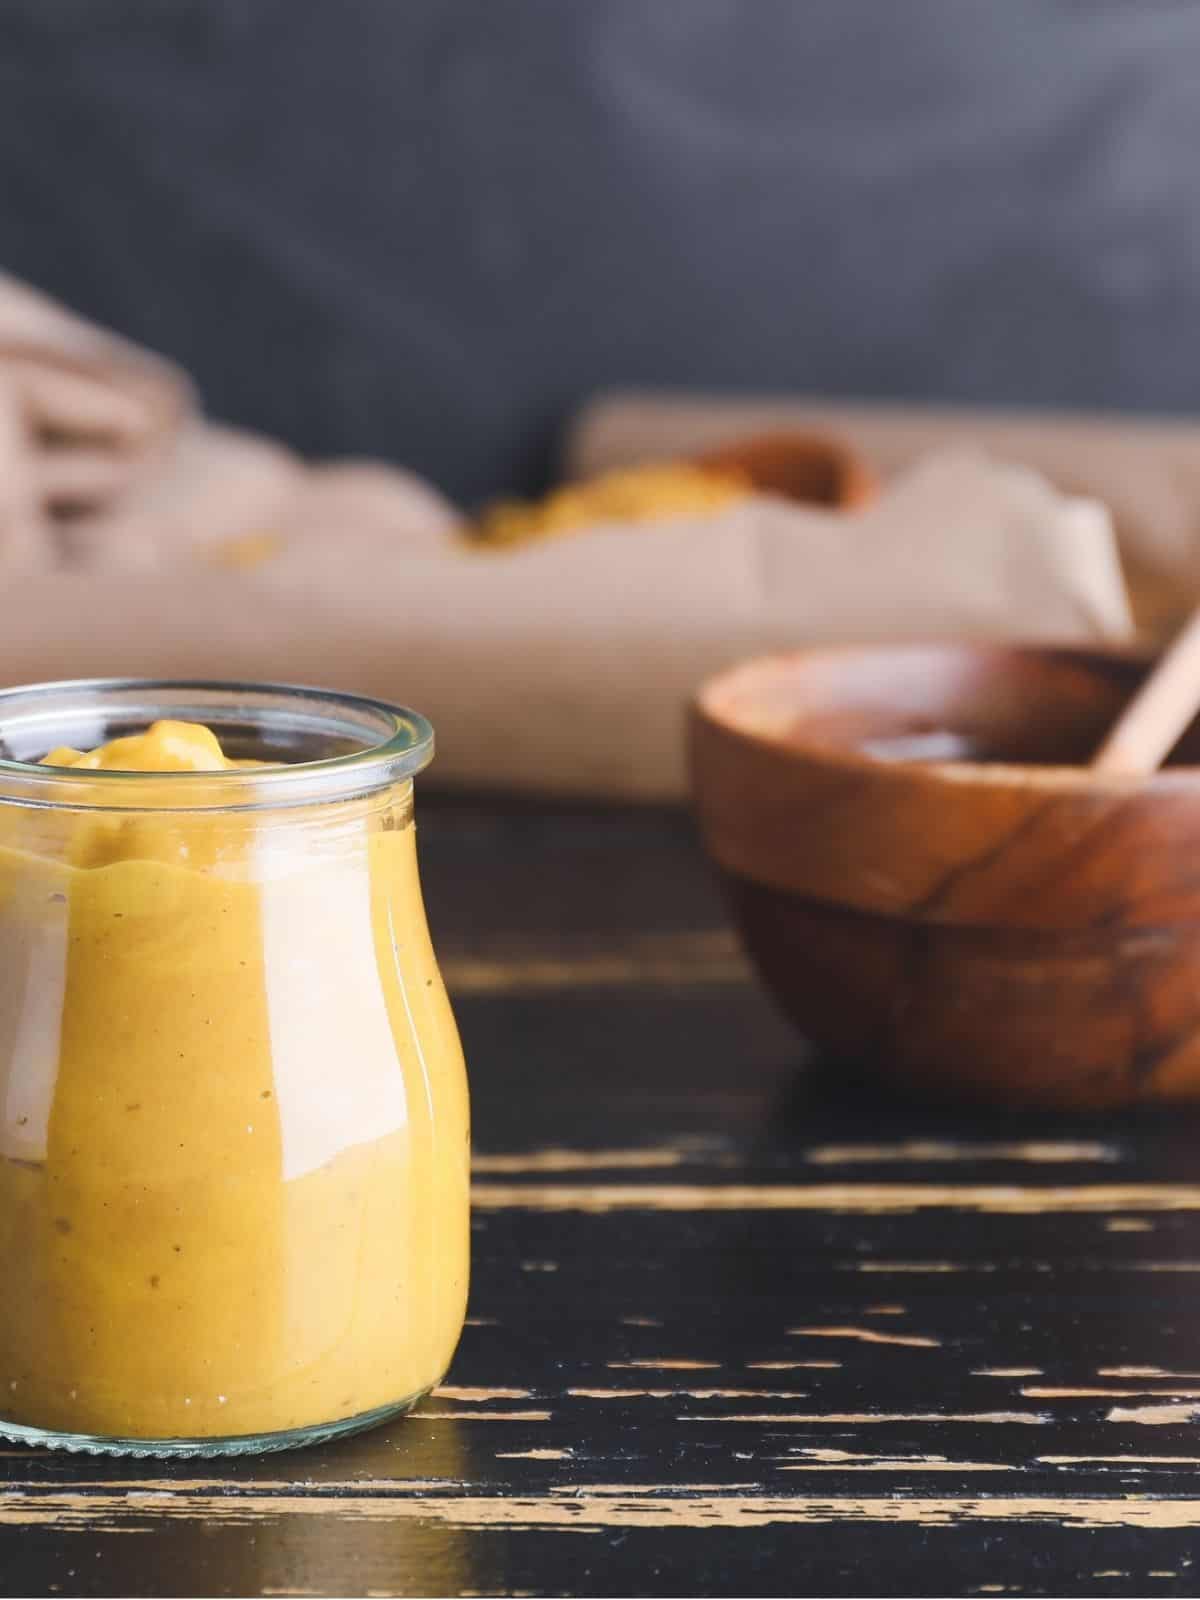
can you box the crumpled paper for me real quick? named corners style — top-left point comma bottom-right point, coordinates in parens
top-left (0, 277), bottom-right (1141, 798)
top-left (570, 390), bottom-right (1200, 638)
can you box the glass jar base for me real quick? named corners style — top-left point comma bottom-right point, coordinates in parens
top-left (0, 1389), bottom-right (433, 1458)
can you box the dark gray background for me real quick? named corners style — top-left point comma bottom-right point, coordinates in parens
top-left (1, 0), bottom-right (1196, 502)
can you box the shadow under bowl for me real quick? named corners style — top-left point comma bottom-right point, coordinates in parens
top-left (690, 643), bottom-right (1200, 1111)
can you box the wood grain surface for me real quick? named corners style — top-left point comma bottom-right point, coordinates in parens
top-left (5, 800), bottom-right (1200, 1597)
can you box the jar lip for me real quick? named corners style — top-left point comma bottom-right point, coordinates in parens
top-left (0, 678), bottom-right (434, 811)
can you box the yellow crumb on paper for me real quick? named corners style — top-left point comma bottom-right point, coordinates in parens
top-left (207, 530), bottom-right (285, 570)
top-left (471, 463), bottom-right (748, 547)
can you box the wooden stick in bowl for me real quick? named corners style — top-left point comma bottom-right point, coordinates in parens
top-left (1092, 608), bottom-right (1200, 777)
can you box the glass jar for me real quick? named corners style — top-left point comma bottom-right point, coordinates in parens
top-left (0, 680), bottom-right (469, 1456)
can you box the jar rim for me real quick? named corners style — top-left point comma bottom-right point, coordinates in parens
top-left (0, 678), bottom-right (434, 811)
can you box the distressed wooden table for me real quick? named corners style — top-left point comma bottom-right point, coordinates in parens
top-left (5, 800), bottom-right (1200, 1597)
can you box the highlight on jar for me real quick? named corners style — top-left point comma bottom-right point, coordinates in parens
top-left (0, 680), bottom-right (470, 1457)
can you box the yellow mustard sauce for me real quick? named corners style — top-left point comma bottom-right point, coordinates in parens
top-left (0, 721), bottom-right (469, 1440)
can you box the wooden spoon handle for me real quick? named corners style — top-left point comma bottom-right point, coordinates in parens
top-left (1092, 608), bottom-right (1200, 777)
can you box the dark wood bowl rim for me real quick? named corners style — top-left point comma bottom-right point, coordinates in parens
top-left (693, 642), bottom-right (1200, 797)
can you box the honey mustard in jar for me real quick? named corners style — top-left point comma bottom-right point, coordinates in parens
top-left (0, 681), bottom-right (469, 1455)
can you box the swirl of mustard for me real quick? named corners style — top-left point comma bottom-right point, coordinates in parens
top-left (0, 721), bottom-right (469, 1442)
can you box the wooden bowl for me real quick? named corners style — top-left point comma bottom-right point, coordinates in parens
top-left (695, 430), bottom-right (876, 511)
top-left (690, 643), bottom-right (1200, 1110)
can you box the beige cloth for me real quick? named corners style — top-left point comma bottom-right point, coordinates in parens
top-left (0, 280), bottom-right (1160, 799)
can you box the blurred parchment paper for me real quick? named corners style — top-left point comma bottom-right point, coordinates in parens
top-left (570, 391), bottom-right (1200, 639)
top-left (1, 451), bottom-right (1130, 799)
top-left (0, 269), bottom-right (1138, 798)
